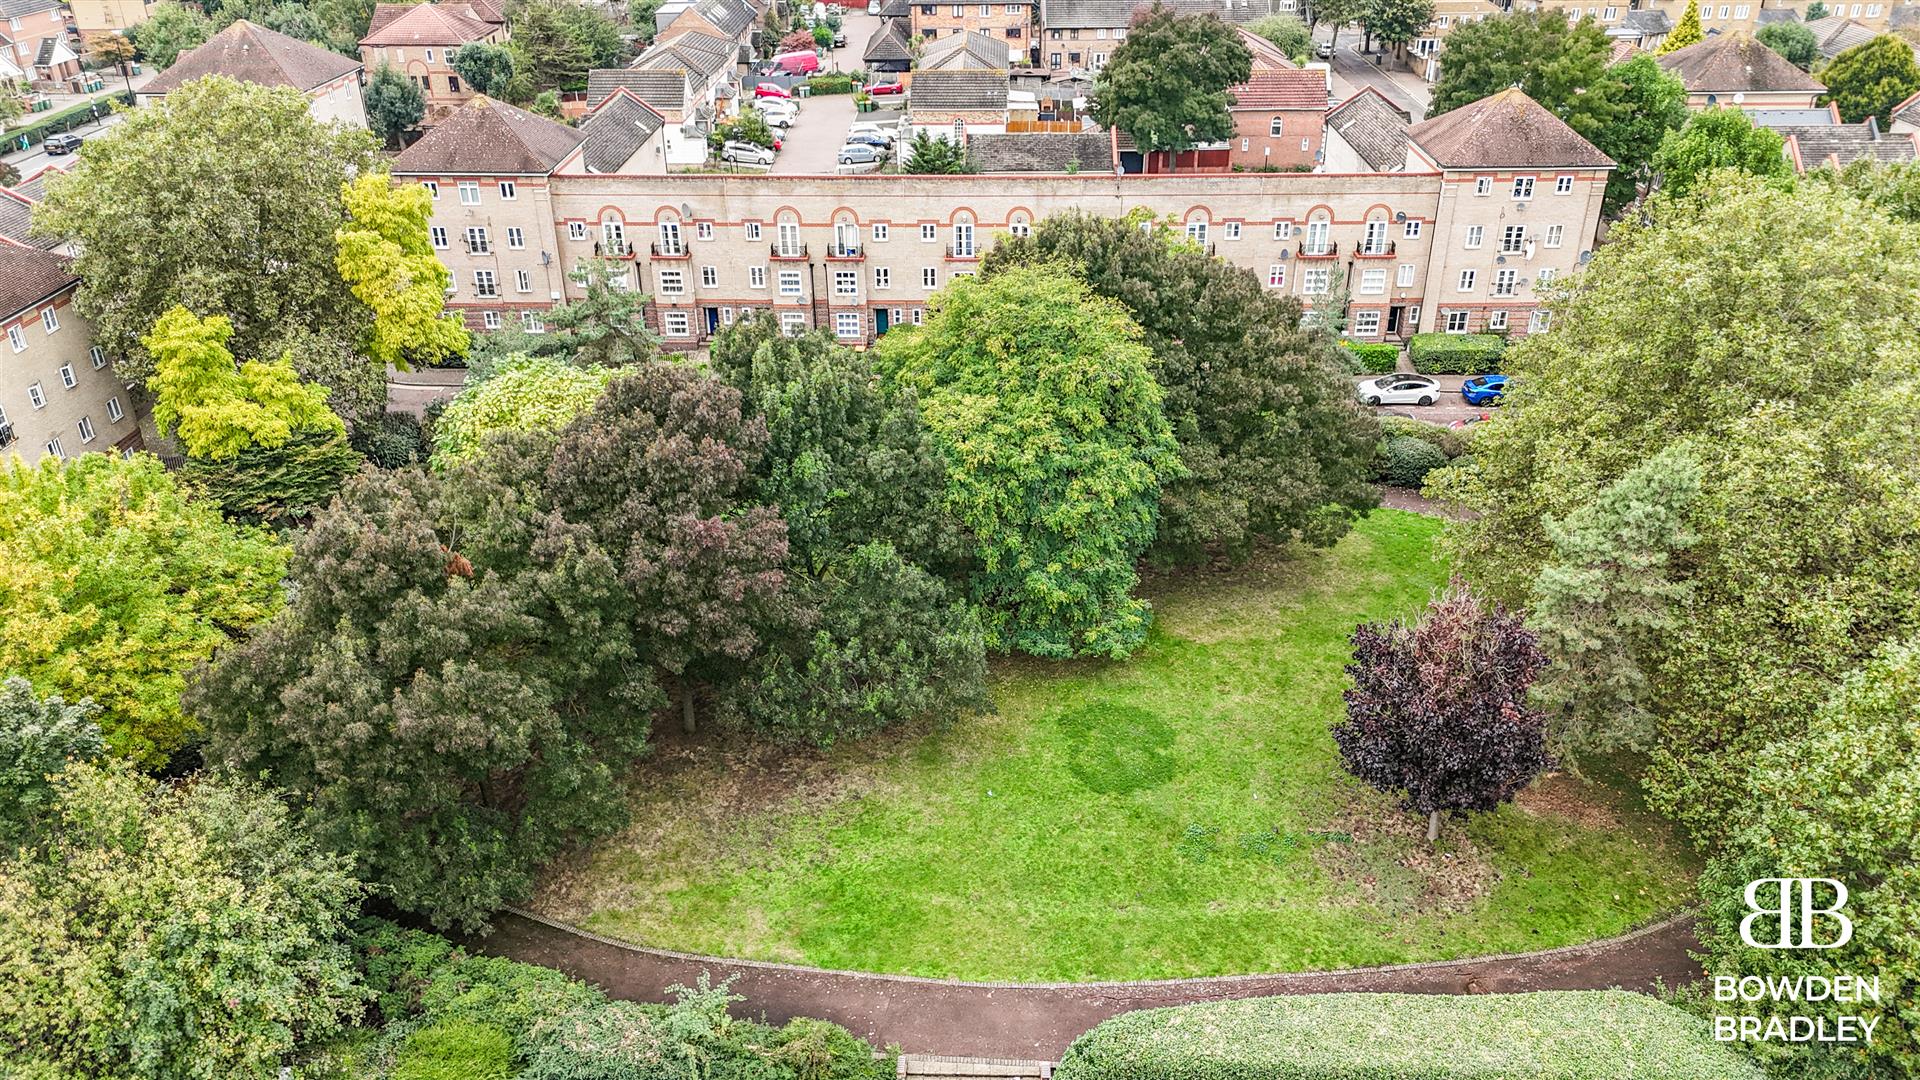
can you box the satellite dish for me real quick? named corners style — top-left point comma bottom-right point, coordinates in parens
top-left (1394, 211), bottom-right (1406, 222)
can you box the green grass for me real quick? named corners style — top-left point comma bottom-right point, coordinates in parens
top-left (547, 511), bottom-right (1698, 981)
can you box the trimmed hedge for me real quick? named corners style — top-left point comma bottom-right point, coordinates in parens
top-left (1339, 341), bottom-right (1400, 375)
top-left (1408, 333), bottom-right (1504, 375)
top-left (393, 1020), bottom-right (514, 1080)
top-left (9, 92), bottom-right (134, 150)
top-left (1378, 415), bottom-right (1467, 458)
top-left (807, 73), bottom-right (856, 94)
top-left (1054, 992), bottom-right (1763, 1080)
top-left (1380, 435), bottom-right (1448, 488)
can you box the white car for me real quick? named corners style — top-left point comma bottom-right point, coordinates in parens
top-left (762, 110), bottom-right (795, 131)
top-left (1357, 373), bottom-right (1439, 406)
top-left (758, 97), bottom-right (798, 118)
top-left (846, 121), bottom-right (895, 143)
top-left (720, 140), bottom-right (776, 166)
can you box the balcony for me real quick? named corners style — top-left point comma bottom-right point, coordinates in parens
top-left (1297, 241), bottom-right (1339, 258)
top-left (595, 239), bottom-right (636, 259)
top-left (826, 243), bottom-right (864, 259)
top-left (770, 242), bottom-right (809, 260)
top-left (650, 241), bottom-right (692, 259)
top-left (1356, 240), bottom-right (1396, 258)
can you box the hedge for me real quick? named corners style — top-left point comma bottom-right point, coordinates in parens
top-left (1053, 992), bottom-right (1764, 1080)
top-left (1379, 435), bottom-right (1448, 488)
top-left (1408, 333), bottom-right (1504, 375)
top-left (1339, 341), bottom-right (1399, 375)
top-left (8, 92), bottom-right (133, 151)
top-left (1378, 415), bottom-right (1466, 458)
top-left (807, 73), bottom-right (856, 95)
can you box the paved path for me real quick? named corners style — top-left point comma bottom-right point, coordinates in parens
top-left (385, 366), bottom-right (466, 417)
top-left (471, 909), bottom-right (1703, 1059)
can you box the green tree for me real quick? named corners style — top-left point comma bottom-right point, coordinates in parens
top-left (1819, 33), bottom-right (1920, 126)
top-left (1527, 447), bottom-right (1700, 766)
top-left (1430, 176), bottom-right (1920, 840)
top-left (511, 0), bottom-right (626, 91)
top-left (432, 354), bottom-right (613, 466)
top-left (1428, 12), bottom-right (1622, 139)
top-left (336, 173), bottom-right (469, 368)
top-left (983, 211), bottom-right (1377, 564)
top-left (1090, 2), bottom-right (1252, 171)
top-left (0, 453), bottom-right (287, 766)
top-left (178, 430), bottom-right (366, 526)
top-left (812, 22), bottom-right (833, 46)
top-left (1246, 13), bottom-right (1311, 56)
top-left (1817, 157), bottom-right (1920, 222)
top-left (144, 305), bottom-right (345, 460)
top-left (191, 465), bottom-right (652, 931)
top-left (0, 763), bottom-right (367, 1079)
top-left (1311, 0), bottom-right (1366, 52)
top-left (453, 41), bottom-right (517, 97)
top-left (1589, 54), bottom-right (1689, 212)
top-left (1359, 0), bottom-right (1435, 52)
top-left (365, 61), bottom-right (427, 148)
top-left (540, 258), bottom-right (660, 367)
top-left (32, 76), bottom-right (380, 386)
top-left (902, 129), bottom-right (973, 173)
top-left (1696, 638), bottom-right (1920, 1079)
top-left (1650, 106), bottom-right (1792, 197)
top-left (1805, 0), bottom-right (1827, 16)
top-left (628, 0), bottom-right (667, 42)
top-left (875, 265), bottom-right (1181, 659)
top-left (0, 678), bottom-right (101, 846)
top-left (711, 104), bottom-right (777, 149)
top-left (1755, 20), bottom-right (1817, 69)
top-left (126, 1), bottom-right (212, 68)
top-left (1656, 0), bottom-right (1701, 53)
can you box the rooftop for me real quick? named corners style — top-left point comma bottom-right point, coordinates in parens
top-left (0, 241), bottom-right (76, 320)
top-left (968, 130), bottom-right (1115, 172)
top-left (1655, 31), bottom-right (1825, 93)
top-left (587, 67), bottom-right (692, 111)
top-left (1405, 87), bottom-right (1614, 169)
top-left (1325, 86), bottom-right (1410, 171)
top-left (143, 20), bottom-right (361, 96)
top-left (574, 89), bottom-right (667, 173)
top-left (1781, 121), bottom-right (1918, 169)
top-left (919, 29), bottom-right (1012, 70)
top-left (1895, 88), bottom-right (1920, 129)
top-left (361, 3), bottom-right (497, 47)
top-left (864, 17), bottom-right (913, 63)
top-left (1038, 0), bottom-right (1275, 30)
top-left (391, 96), bottom-right (586, 175)
top-left (1229, 68), bottom-right (1327, 110)
top-left (907, 69), bottom-right (1010, 111)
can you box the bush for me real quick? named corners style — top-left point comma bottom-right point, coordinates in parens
top-left (806, 73), bottom-right (855, 94)
top-left (393, 1020), bottom-right (514, 1080)
top-left (351, 411), bottom-right (428, 468)
top-left (1380, 435), bottom-right (1448, 487)
top-left (1377, 415), bottom-right (1466, 458)
top-left (1339, 340), bottom-right (1400, 374)
top-left (1408, 333), bottom-right (1504, 374)
top-left (1054, 992), bottom-right (1763, 1080)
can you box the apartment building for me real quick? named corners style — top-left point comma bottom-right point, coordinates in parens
top-left (0, 244), bottom-right (140, 465)
top-left (138, 20), bottom-right (366, 127)
top-left (359, 1), bottom-right (507, 114)
top-left (394, 86), bottom-right (1609, 346)
top-left (69, 0), bottom-right (157, 40)
top-left (912, 0), bottom-right (1033, 52)
top-left (2, 0), bottom-right (81, 87)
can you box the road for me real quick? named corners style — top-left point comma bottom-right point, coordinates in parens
top-left (1323, 38), bottom-right (1431, 121)
top-left (4, 108), bottom-right (132, 178)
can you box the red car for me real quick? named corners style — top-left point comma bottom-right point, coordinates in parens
top-left (754, 83), bottom-right (793, 100)
top-left (867, 81), bottom-right (904, 96)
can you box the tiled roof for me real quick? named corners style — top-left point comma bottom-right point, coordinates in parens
top-left (1607, 38), bottom-right (1637, 63)
top-left (1406, 87), bottom-right (1613, 169)
top-left (576, 88), bottom-right (666, 172)
top-left (1237, 25), bottom-right (1297, 70)
top-left (0, 190), bottom-right (52, 251)
top-left (1619, 8), bottom-right (1671, 35)
top-left (875, 0), bottom-right (910, 17)
top-left (0, 0), bottom-right (59, 19)
top-left (1229, 68), bottom-right (1326, 110)
top-left (1754, 7), bottom-right (1800, 23)
top-left (969, 130), bottom-right (1114, 171)
top-left (1039, 0), bottom-right (1270, 29)
top-left (10, 163), bottom-right (66, 203)
top-left (864, 17), bottom-right (913, 62)
top-left (1782, 122), bottom-right (1918, 169)
top-left (1656, 31), bottom-right (1825, 92)
top-left (587, 67), bottom-right (690, 111)
top-left (1325, 86), bottom-right (1409, 171)
top-left (908, 69), bottom-right (1009, 110)
top-left (391, 96), bottom-right (586, 174)
top-left (360, 3), bottom-right (495, 47)
top-left (635, 28), bottom-right (736, 79)
top-left (686, 0), bottom-right (757, 37)
top-left (919, 29), bottom-right (1011, 70)
top-left (1894, 89), bottom-right (1920, 128)
top-left (1804, 15), bottom-right (1879, 57)
top-left (143, 20), bottom-right (360, 95)
top-left (0, 242), bottom-right (75, 320)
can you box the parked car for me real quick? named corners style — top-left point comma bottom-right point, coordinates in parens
top-left (759, 94), bottom-right (798, 113)
top-left (763, 111), bottom-right (795, 131)
top-left (754, 82), bottom-right (794, 99)
top-left (44, 132), bottom-right (82, 155)
top-left (1315, 40), bottom-right (1333, 58)
top-left (1356, 374), bottom-right (1438, 407)
top-left (1460, 374), bottom-right (1509, 406)
top-left (771, 49), bottom-right (821, 74)
top-left (847, 121), bottom-right (894, 141)
top-left (832, 29), bottom-right (847, 46)
top-left (720, 140), bottom-right (776, 166)
top-left (844, 132), bottom-right (891, 150)
top-left (838, 143), bottom-right (883, 166)
top-left (867, 81), bottom-right (905, 96)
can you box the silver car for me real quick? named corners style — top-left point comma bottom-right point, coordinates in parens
top-left (838, 143), bottom-right (883, 166)
top-left (1357, 373), bottom-right (1439, 406)
top-left (720, 140), bottom-right (776, 166)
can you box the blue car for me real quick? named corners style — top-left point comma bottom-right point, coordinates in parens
top-left (1461, 374), bottom-right (1509, 406)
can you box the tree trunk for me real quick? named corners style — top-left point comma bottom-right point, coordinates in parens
top-left (681, 685), bottom-right (697, 734)
top-left (1427, 810), bottom-right (1442, 844)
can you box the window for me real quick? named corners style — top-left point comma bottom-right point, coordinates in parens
top-left (1487, 309), bottom-right (1508, 331)
top-left (431, 226), bottom-right (449, 249)
top-left (1457, 269), bottom-right (1477, 292)
top-left (750, 266), bottom-right (767, 288)
top-left (424, 181), bottom-right (439, 199)
top-left (507, 227), bottom-right (525, 249)
top-left (693, 221), bottom-right (712, 241)
top-left (1529, 310), bottom-right (1552, 333)
top-left (1501, 225), bottom-right (1526, 253)
top-left (1359, 269), bottom-right (1386, 294)
top-left (874, 266), bottom-right (891, 288)
top-left (1603, 5), bottom-right (1616, 16)
top-left (522, 312), bottom-right (545, 333)
top-left (921, 223), bottom-right (938, 242)
top-left (1352, 310), bottom-right (1381, 337)
top-left (1512, 176), bottom-right (1534, 199)
top-left (1304, 219), bottom-right (1330, 255)
top-left (1465, 225), bottom-right (1484, 249)
top-left (568, 221), bottom-right (588, 241)
top-left (1050, 51), bottom-right (1062, 66)
top-left (1404, 220), bottom-right (1422, 239)
top-left (6, 326), bottom-right (23, 352)
top-left (923, 267), bottom-right (938, 288)
top-left (745, 221), bottom-right (763, 241)
top-left (425, 48), bottom-right (434, 62)
top-left (1269, 116), bottom-right (1284, 136)
top-left (1544, 224), bottom-right (1566, 248)
top-left (474, 270), bottom-right (498, 297)
top-left (1474, 176), bottom-right (1492, 196)
top-left (1010, 216), bottom-right (1031, 237)
top-left (464, 226), bottom-right (490, 254)
top-left (58, 364), bottom-right (75, 389)
top-left (106, 396), bottom-right (124, 422)
top-left (701, 266), bottom-right (718, 287)
top-left (1446, 311), bottom-right (1470, 333)
top-left (516, 269), bottom-right (532, 293)
top-left (1493, 268), bottom-right (1518, 296)
top-left (26, 383), bottom-right (44, 409)
top-left (483, 311), bottom-right (501, 330)
top-left (1362, 220), bottom-right (1388, 255)
top-left (658, 219), bottom-right (684, 256)
top-left (1537, 267), bottom-right (1557, 286)
top-left (778, 270), bottom-right (803, 296)
top-left (458, 181), bottom-right (480, 205)
top-left (1274, 221), bottom-right (1292, 240)
top-left (499, 181), bottom-right (517, 200)
top-left (1224, 221), bottom-right (1241, 241)
top-left (77, 416), bottom-right (94, 443)
top-left (1302, 267), bottom-right (1330, 294)
top-left (1267, 264), bottom-right (1285, 288)
top-left (664, 310), bottom-right (692, 337)
top-left (721, 307), bottom-right (735, 325)
top-left (44, 438), bottom-right (61, 459)
top-left (1396, 263), bottom-right (1416, 287)
top-left (834, 312), bottom-right (863, 339)
top-left (1184, 218), bottom-right (1207, 246)
top-left (1555, 175), bottom-right (1574, 194)
top-left (911, 308), bottom-right (925, 325)
top-left (780, 311), bottom-right (807, 335)
top-left (834, 270), bottom-right (858, 296)
top-left (776, 220), bottom-right (801, 258)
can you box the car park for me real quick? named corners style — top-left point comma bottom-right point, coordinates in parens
top-left (838, 143), bottom-right (883, 166)
top-left (1460, 374), bottom-right (1509, 406)
top-left (847, 121), bottom-right (894, 141)
top-left (44, 133), bottom-right (82, 155)
top-left (720, 140), bottom-right (776, 166)
top-left (1356, 373), bottom-right (1439, 406)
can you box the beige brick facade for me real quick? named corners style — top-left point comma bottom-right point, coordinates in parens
top-left (914, 0), bottom-right (1034, 50)
top-left (0, 282), bottom-right (140, 466)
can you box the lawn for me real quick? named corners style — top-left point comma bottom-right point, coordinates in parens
top-left (534, 510), bottom-right (1699, 982)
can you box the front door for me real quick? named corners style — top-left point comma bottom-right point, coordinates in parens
top-left (875, 307), bottom-right (890, 335)
top-left (1386, 305), bottom-right (1404, 337)
top-left (704, 307), bottom-right (720, 334)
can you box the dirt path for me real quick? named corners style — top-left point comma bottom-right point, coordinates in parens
top-left (470, 909), bottom-right (1702, 1060)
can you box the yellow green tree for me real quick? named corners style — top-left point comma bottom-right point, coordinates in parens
top-left (144, 306), bottom-right (344, 460)
top-left (335, 174), bottom-right (470, 368)
top-left (1657, 0), bottom-right (1702, 54)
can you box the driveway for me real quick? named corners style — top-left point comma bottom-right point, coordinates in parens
top-left (1323, 38), bottom-right (1430, 120)
top-left (767, 90), bottom-right (860, 173)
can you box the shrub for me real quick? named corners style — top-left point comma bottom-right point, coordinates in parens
top-left (1339, 340), bottom-right (1400, 374)
top-left (1377, 415), bottom-right (1465, 458)
top-left (393, 1020), bottom-right (514, 1080)
top-left (807, 73), bottom-right (856, 94)
top-left (1408, 333), bottom-right (1504, 374)
top-left (1379, 435), bottom-right (1447, 487)
top-left (352, 411), bottom-right (428, 468)
top-left (1054, 991), bottom-right (1764, 1079)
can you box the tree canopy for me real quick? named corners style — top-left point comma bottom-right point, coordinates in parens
top-left (453, 41), bottom-right (518, 98)
top-left (1427, 12), bottom-right (1621, 139)
top-left (1091, 2), bottom-right (1252, 165)
top-left (1755, 21), bottom-right (1817, 69)
top-left (1656, 0), bottom-right (1701, 53)
top-left (1246, 13), bottom-right (1311, 56)
top-left (0, 677), bottom-right (101, 846)
top-left (540, 258), bottom-right (660, 367)
top-left (1650, 106), bottom-right (1793, 198)
top-left (1590, 55), bottom-right (1689, 212)
top-left (335, 174), bottom-right (470, 368)
top-left (126, 1), bottom-right (212, 68)
top-left (510, 0), bottom-right (627, 91)
top-left (144, 305), bottom-right (344, 460)
top-left (365, 62), bottom-right (427, 147)
top-left (431, 354), bottom-right (613, 467)
top-left (1359, 0), bottom-right (1435, 50)
top-left (1819, 33), bottom-right (1920, 126)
